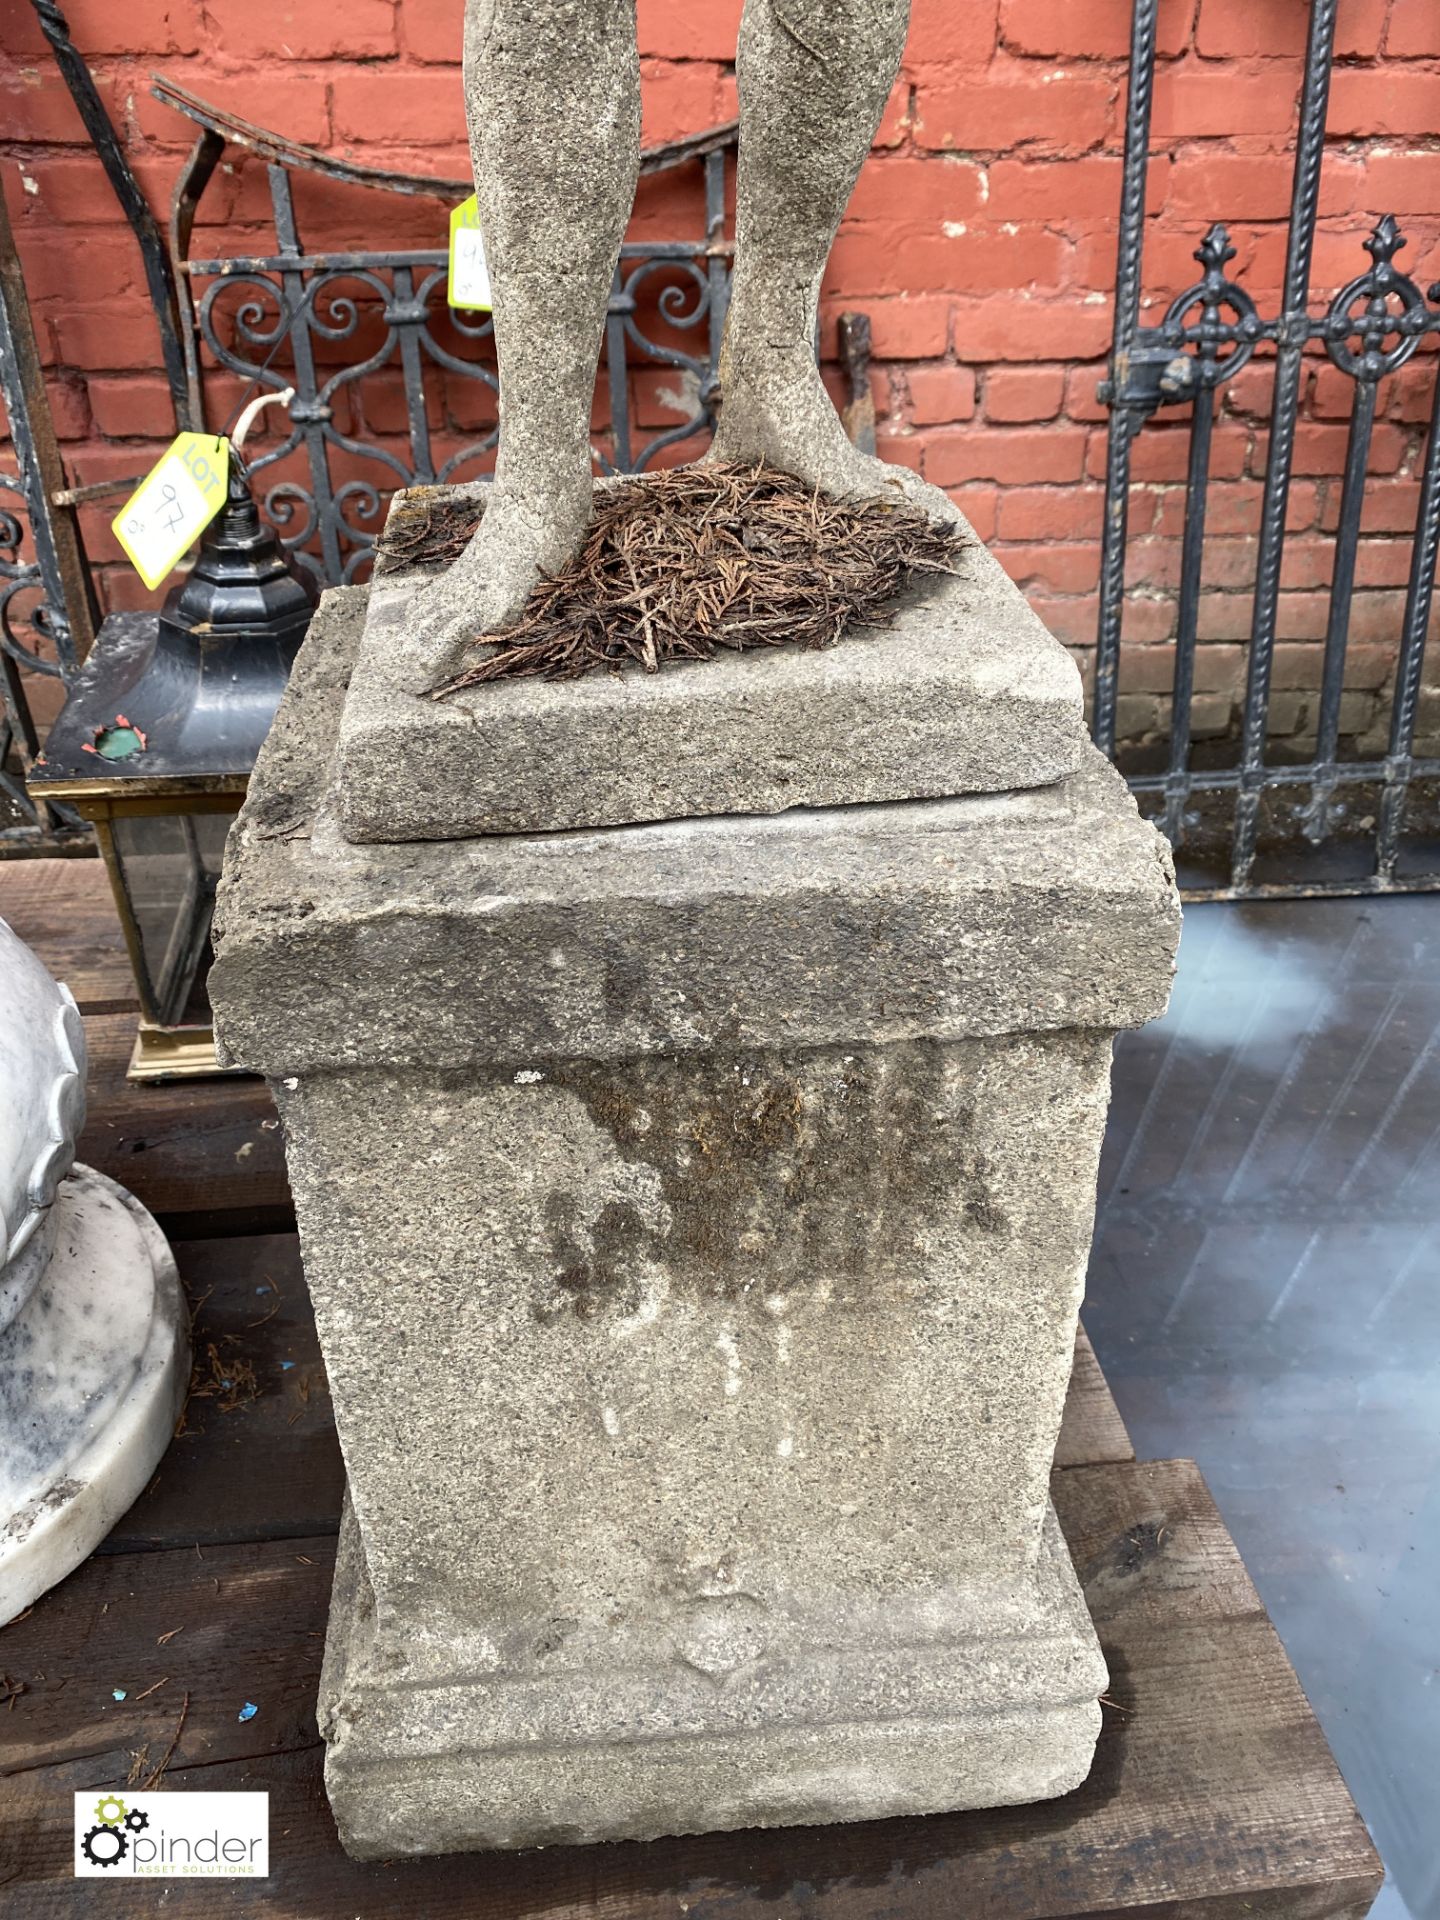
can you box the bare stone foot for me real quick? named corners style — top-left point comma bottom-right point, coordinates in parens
top-left (708, 345), bottom-right (961, 531)
top-left (403, 475), bottom-right (595, 694)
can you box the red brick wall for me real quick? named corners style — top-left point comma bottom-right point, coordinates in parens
top-left (3, 0), bottom-right (1439, 750)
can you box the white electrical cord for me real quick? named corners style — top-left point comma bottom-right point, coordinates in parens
top-left (231, 386), bottom-right (296, 454)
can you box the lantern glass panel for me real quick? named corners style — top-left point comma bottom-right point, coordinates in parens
top-left (111, 809), bottom-right (231, 1027)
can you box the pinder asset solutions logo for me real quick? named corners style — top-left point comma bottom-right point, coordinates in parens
top-left (74, 1791), bottom-right (268, 1878)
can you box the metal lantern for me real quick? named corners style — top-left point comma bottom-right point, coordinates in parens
top-left (28, 445), bottom-right (316, 1080)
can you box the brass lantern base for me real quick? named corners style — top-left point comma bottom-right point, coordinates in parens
top-left (128, 1020), bottom-right (253, 1083)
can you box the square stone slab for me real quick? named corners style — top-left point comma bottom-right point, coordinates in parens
top-left (336, 486), bottom-right (1087, 843)
top-left (215, 587), bottom-right (1178, 1082)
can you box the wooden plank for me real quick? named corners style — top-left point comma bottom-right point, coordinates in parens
top-left (0, 1459), bottom-right (1381, 1919)
top-left (76, 1013), bottom-right (291, 1233)
top-left (0, 1535), bottom-right (333, 1785)
top-left (1055, 1324), bottom-right (1133, 1467)
top-left (100, 1236), bottom-right (343, 1555)
top-left (0, 855), bottom-right (137, 1014)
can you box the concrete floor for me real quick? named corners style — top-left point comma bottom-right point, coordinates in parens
top-left (1088, 895), bottom-right (1440, 1920)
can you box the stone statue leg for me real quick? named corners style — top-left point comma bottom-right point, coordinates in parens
top-left (710, 0), bottom-right (954, 520)
top-left (404, 0), bottom-right (640, 688)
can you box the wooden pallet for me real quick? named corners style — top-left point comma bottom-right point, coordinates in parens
top-left (0, 860), bottom-right (1383, 1920)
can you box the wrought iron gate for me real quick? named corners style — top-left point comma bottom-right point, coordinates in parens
top-left (1098, 0), bottom-right (1440, 898)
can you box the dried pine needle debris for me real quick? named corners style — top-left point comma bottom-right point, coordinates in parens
top-left (377, 461), bottom-right (966, 695)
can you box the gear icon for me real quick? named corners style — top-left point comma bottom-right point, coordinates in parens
top-left (124, 1807), bottom-right (149, 1833)
top-left (81, 1824), bottom-right (129, 1868)
top-left (93, 1794), bottom-right (128, 1827)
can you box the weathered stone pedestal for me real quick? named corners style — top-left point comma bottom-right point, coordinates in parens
top-left (211, 510), bottom-right (1179, 1859)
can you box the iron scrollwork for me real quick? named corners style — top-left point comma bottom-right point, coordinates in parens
top-left (1319, 215), bottom-right (1431, 383)
top-left (1152, 225), bottom-right (1262, 403)
top-left (169, 89), bottom-right (735, 590)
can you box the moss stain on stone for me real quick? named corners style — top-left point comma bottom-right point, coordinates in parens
top-left (536, 1041), bottom-right (1005, 1323)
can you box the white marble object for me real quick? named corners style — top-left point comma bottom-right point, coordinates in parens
top-left (0, 918), bottom-right (188, 1625)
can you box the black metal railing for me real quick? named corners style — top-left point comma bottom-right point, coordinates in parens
top-left (1098, 0), bottom-right (1440, 897)
top-left (0, 181), bottom-right (94, 847)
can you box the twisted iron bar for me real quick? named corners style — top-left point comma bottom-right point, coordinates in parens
top-left (1231, 0), bottom-right (1338, 890)
top-left (1093, 0), bottom-right (1162, 758)
top-left (1112, 209), bottom-right (1440, 881)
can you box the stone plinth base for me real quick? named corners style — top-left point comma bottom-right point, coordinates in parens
top-left (212, 586), bottom-right (1179, 1857)
top-left (318, 1497), bottom-right (1104, 1857)
top-left (279, 1022), bottom-right (1115, 1854)
top-left (338, 489), bottom-right (1087, 842)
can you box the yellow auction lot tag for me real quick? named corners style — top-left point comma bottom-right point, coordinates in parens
top-left (448, 195), bottom-right (493, 312)
top-left (113, 433), bottom-right (231, 590)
